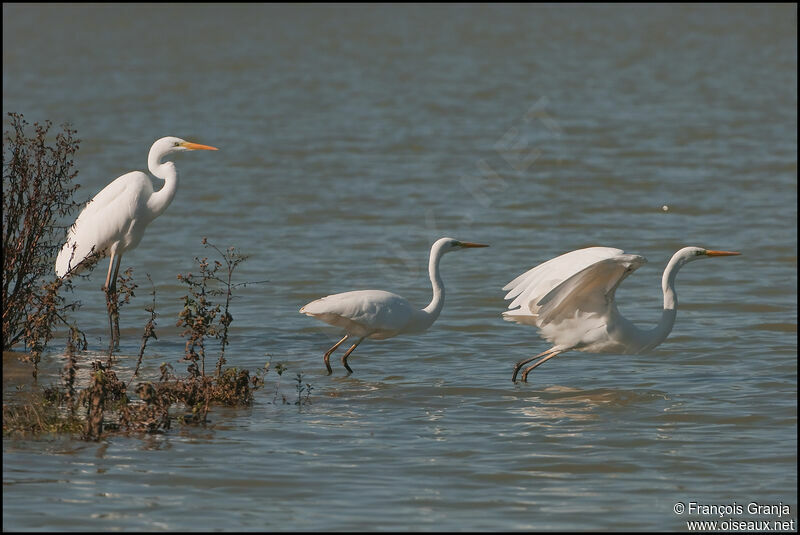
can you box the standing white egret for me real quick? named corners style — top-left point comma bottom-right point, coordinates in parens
top-left (55, 136), bottom-right (218, 344)
top-left (301, 237), bottom-right (489, 375)
top-left (502, 246), bottom-right (740, 382)
top-left (56, 137), bottom-right (218, 284)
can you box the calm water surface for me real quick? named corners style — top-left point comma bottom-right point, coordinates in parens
top-left (3, 4), bottom-right (796, 531)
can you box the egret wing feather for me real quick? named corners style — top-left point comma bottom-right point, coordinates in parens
top-left (55, 172), bottom-right (152, 277)
top-left (536, 254), bottom-right (646, 326)
top-left (502, 247), bottom-right (624, 318)
top-left (300, 290), bottom-right (415, 338)
top-left (502, 248), bottom-right (645, 326)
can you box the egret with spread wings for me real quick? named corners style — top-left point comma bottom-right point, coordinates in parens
top-left (502, 246), bottom-right (740, 382)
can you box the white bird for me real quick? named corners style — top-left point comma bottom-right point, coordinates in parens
top-left (55, 136), bottom-right (218, 290)
top-left (502, 246), bottom-right (741, 382)
top-left (301, 237), bottom-right (489, 375)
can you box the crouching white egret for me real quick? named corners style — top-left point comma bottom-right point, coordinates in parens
top-left (301, 237), bottom-right (489, 375)
top-left (55, 136), bottom-right (218, 345)
top-left (502, 246), bottom-right (741, 383)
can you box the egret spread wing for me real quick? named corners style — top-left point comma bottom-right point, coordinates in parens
top-left (55, 172), bottom-right (151, 276)
top-left (535, 253), bottom-right (646, 326)
top-left (502, 247), bottom-right (625, 324)
top-left (502, 248), bottom-right (646, 326)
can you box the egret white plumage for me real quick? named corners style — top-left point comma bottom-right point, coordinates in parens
top-left (55, 136), bottom-right (217, 344)
top-left (56, 137), bottom-right (218, 284)
top-left (301, 237), bottom-right (489, 375)
top-left (502, 246), bottom-right (741, 382)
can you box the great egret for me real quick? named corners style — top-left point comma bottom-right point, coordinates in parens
top-left (502, 246), bottom-right (741, 382)
top-left (56, 136), bottom-right (218, 285)
top-left (300, 237), bottom-right (489, 375)
top-left (55, 137), bottom-right (218, 344)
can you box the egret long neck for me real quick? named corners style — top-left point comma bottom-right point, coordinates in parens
top-left (145, 149), bottom-right (178, 218)
top-left (421, 243), bottom-right (446, 324)
top-left (646, 253), bottom-right (683, 349)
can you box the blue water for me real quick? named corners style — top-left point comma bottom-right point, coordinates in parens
top-left (3, 4), bottom-right (796, 531)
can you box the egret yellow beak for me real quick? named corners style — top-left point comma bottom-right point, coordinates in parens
top-left (705, 250), bottom-right (740, 257)
top-left (181, 142), bottom-right (218, 151)
top-left (460, 242), bottom-right (490, 248)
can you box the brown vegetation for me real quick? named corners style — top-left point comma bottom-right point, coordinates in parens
top-left (2, 113), bottom-right (87, 377)
top-left (2, 115), bottom-right (309, 440)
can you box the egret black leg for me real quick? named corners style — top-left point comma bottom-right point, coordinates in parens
top-left (512, 349), bottom-right (556, 383)
top-left (103, 251), bottom-right (116, 292)
top-left (341, 337), bottom-right (365, 375)
top-left (102, 253), bottom-right (123, 352)
top-left (323, 334), bottom-right (349, 375)
top-left (111, 253), bottom-right (122, 293)
top-left (103, 252), bottom-right (119, 352)
top-left (104, 290), bottom-right (116, 353)
top-left (110, 254), bottom-right (122, 349)
top-left (520, 351), bottom-right (562, 383)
